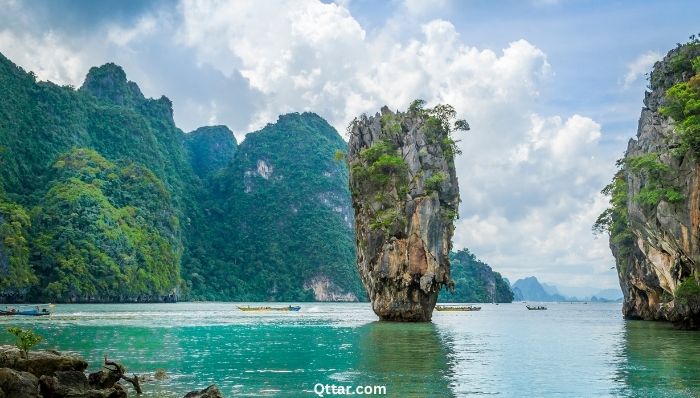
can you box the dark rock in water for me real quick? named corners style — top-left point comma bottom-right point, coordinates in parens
top-left (0, 346), bottom-right (87, 378)
top-left (347, 103), bottom-right (463, 321)
top-left (184, 384), bottom-right (224, 398)
top-left (39, 370), bottom-right (126, 398)
top-left (599, 40), bottom-right (700, 329)
top-left (0, 367), bottom-right (39, 397)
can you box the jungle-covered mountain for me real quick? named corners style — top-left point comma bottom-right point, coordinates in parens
top-left (0, 52), bottom-right (361, 302)
top-left (439, 249), bottom-right (514, 303)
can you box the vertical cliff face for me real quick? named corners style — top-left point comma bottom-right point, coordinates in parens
top-left (600, 41), bottom-right (700, 329)
top-left (348, 102), bottom-right (463, 321)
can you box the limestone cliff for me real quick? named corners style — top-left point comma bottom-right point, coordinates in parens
top-left (347, 102), bottom-right (464, 321)
top-left (599, 40), bottom-right (700, 329)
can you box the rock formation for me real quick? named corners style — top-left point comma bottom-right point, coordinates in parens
top-left (184, 385), bottom-right (224, 398)
top-left (347, 102), bottom-right (464, 321)
top-left (598, 40), bottom-right (700, 329)
top-left (0, 345), bottom-right (218, 397)
top-left (0, 345), bottom-right (129, 397)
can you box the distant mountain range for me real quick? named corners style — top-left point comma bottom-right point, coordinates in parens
top-left (511, 276), bottom-right (622, 302)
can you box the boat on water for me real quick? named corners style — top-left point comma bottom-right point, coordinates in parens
top-left (526, 305), bottom-right (547, 311)
top-left (435, 305), bottom-right (481, 311)
top-left (237, 305), bottom-right (301, 312)
top-left (0, 306), bottom-right (52, 316)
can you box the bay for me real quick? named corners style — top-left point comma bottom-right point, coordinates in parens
top-left (1, 302), bottom-right (699, 397)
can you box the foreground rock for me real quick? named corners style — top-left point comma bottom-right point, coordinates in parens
top-left (0, 346), bottom-right (134, 397)
top-left (347, 103), bottom-right (463, 321)
top-left (183, 385), bottom-right (223, 398)
top-left (0, 367), bottom-right (39, 397)
top-left (0, 346), bottom-right (87, 378)
top-left (39, 370), bottom-right (126, 398)
top-left (598, 40), bottom-right (700, 329)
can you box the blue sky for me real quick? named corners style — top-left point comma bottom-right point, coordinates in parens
top-left (1, 0), bottom-right (697, 296)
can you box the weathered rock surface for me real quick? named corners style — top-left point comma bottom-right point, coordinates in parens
top-left (0, 367), bottom-right (39, 397)
top-left (183, 385), bottom-right (223, 398)
top-left (348, 104), bottom-right (461, 321)
top-left (611, 42), bottom-right (700, 329)
top-left (39, 370), bottom-right (126, 398)
top-left (0, 346), bottom-right (141, 397)
top-left (0, 346), bottom-right (87, 378)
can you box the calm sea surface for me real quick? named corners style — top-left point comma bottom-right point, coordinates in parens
top-left (1, 302), bottom-right (699, 397)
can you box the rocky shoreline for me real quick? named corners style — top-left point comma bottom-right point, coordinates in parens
top-left (0, 345), bottom-right (222, 397)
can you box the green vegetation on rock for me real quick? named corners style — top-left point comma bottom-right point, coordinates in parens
top-left (660, 58), bottom-right (700, 156)
top-left (675, 275), bottom-right (700, 304)
top-left (594, 168), bottom-right (634, 272)
top-left (626, 153), bottom-right (683, 206)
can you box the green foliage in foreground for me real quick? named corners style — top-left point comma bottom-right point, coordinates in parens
top-left (7, 326), bottom-right (42, 358)
top-left (439, 249), bottom-right (514, 303)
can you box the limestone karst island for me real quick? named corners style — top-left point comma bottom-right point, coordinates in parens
top-left (0, 1), bottom-right (699, 397)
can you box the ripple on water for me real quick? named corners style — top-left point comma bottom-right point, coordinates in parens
top-left (1, 302), bottom-right (699, 397)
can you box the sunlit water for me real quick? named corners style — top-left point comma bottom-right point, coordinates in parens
top-left (1, 302), bottom-right (699, 397)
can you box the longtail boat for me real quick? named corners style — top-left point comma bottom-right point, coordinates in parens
top-left (435, 305), bottom-right (481, 311)
top-left (0, 307), bottom-right (52, 316)
top-left (237, 305), bottom-right (301, 312)
top-left (526, 305), bottom-right (547, 310)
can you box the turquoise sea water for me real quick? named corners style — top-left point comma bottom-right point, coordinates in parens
top-left (1, 302), bottom-right (699, 397)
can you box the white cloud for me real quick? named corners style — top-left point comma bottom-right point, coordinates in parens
top-left (0, 30), bottom-right (90, 85)
top-left (107, 16), bottom-right (157, 47)
top-left (623, 50), bottom-right (661, 87)
top-left (403, 0), bottom-right (450, 16)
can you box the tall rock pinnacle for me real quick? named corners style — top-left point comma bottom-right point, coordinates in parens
top-left (347, 101), bottom-right (465, 321)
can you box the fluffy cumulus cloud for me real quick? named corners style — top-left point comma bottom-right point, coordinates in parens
top-left (0, 29), bottom-right (90, 85)
top-left (0, 0), bottom-right (620, 291)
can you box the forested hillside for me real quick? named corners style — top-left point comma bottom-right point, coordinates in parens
top-left (439, 249), bottom-right (514, 303)
top-left (0, 53), bottom-right (361, 302)
top-left (188, 113), bottom-right (364, 301)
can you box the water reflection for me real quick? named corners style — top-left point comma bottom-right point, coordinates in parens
top-left (355, 321), bottom-right (454, 397)
top-left (613, 321), bottom-right (700, 397)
